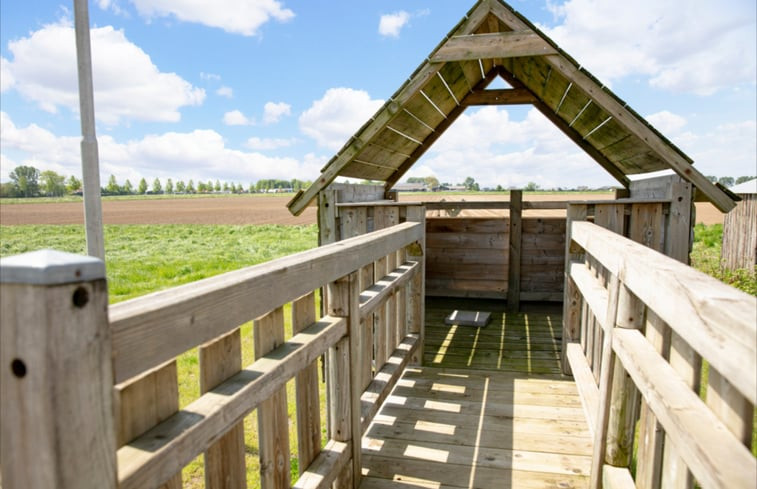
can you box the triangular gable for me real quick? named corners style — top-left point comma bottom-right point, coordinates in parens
top-left (288, 0), bottom-right (735, 215)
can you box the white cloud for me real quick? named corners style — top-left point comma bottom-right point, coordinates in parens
top-left (541, 0), bottom-right (756, 94)
top-left (3, 21), bottom-right (205, 125)
top-left (223, 110), bottom-right (254, 126)
top-left (0, 57), bottom-right (15, 92)
top-left (645, 110), bottom-right (688, 134)
top-left (262, 101), bottom-right (291, 124)
top-left (379, 11), bottom-right (411, 38)
top-left (299, 88), bottom-right (384, 150)
top-left (216, 86), bottom-right (233, 98)
top-left (200, 72), bottom-right (221, 81)
top-left (245, 136), bottom-right (296, 150)
top-left (130, 0), bottom-right (294, 36)
top-left (0, 111), bottom-right (322, 184)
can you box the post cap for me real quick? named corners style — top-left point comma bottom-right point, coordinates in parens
top-left (0, 249), bottom-right (105, 285)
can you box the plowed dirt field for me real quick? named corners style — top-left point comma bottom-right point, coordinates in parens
top-left (0, 194), bottom-right (722, 226)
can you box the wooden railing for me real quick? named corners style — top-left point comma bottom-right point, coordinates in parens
top-left (0, 221), bottom-right (425, 489)
top-left (562, 219), bottom-right (756, 489)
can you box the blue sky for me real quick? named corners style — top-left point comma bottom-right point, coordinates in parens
top-left (1, 0), bottom-right (755, 190)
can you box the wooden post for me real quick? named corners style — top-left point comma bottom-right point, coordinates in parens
top-left (561, 203), bottom-right (587, 374)
top-left (200, 329), bottom-right (246, 489)
top-left (507, 189), bottom-right (522, 312)
top-left (318, 189), bottom-right (339, 246)
top-left (406, 205), bottom-right (426, 365)
top-left (0, 250), bottom-right (116, 489)
top-left (254, 307), bottom-right (291, 489)
top-left (327, 272), bottom-right (362, 489)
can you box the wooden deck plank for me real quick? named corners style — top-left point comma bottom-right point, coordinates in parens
top-left (359, 301), bottom-right (591, 489)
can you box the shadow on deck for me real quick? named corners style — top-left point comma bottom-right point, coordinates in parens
top-left (361, 298), bottom-right (592, 489)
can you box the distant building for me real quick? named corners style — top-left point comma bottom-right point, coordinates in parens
top-left (392, 183), bottom-right (428, 192)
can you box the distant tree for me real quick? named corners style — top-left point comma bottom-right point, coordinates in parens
top-left (495, 184), bottom-right (504, 192)
top-left (137, 178), bottom-right (148, 194)
top-left (39, 170), bottom-right (66, 197)
top-left (215, 180), bottom-right (221, 192)
top-left (463, 176), bottom-right (479, 191)
top-left (176, 180), bottom-right (186, 193)
top-left (718, 176), bottom-right (735, 188)
top-left (0, 182), bottom-right (20, 197)
top-left (705, 175), bottom-right (717, 183)
top-left (424, 176), bottom-right (440, 189)
top-left (187, 179), bottom-right (195, 193)
top-left (165, 178), bottom-right (174, 194)
top-left (105, 175), bottom-right (120, 195)
top-left (524, 181), bottom-right (540, 191)
top-left (223, 182), bottom-right (230, 192)
top-left (123, 179), bottom-right (134, 194)
top-left (152, 178), bottom-right (162, 194)
top-left (9, 165), bottom-right (40, 197)
top-left (407, 177), bottom-right (425, 184)
top-left (197, 181), bottom-right (208, 193)
top-left (736, 176), bottom-right (755, 185)
top-left (249, 182), bottom-right (255, 193)
top-left (66, 175), bottom-right (82, 194)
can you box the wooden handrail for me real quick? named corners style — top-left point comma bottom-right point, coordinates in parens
top-left (571, 220), bottom-right (756, 403)
top-left (564, 218), bottom-right (756, 489)
top-left (110, 221), bottom-right (423, 383)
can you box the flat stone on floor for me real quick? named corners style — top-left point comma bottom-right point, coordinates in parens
top-left (444, 310), bottom-right (491, 327)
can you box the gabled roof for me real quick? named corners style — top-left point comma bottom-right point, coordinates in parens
top-left (288, 0), bottom-right (735, 215)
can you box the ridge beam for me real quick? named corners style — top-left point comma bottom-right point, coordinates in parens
top-left (462, 88), bottom-right (537, 106)
top-left (431, 31), bottom-right (557, 63)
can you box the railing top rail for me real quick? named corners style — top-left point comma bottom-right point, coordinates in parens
top-left (109, 221), bottom-right (423, 384)
top-left (571, 220), bottom-right (757, 403)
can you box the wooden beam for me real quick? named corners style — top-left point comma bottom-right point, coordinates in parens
top-left (462, 88), bottom-right (537, 105)
top-left (430, 31), bottom-right (557, 62)
top-left (498, 67), bottom-right (630, 188)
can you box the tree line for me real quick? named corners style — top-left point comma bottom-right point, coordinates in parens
top-left (0, 165), bottom-right (312, 198)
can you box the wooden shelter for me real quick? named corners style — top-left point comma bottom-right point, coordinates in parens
top-left (2, 1), bottom-right (754, 489)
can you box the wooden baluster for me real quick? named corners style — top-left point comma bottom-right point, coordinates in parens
top-left (561, 203), bottom-right (587, 374)
top-left (254, 307), bottom-right (291, 489)
top-left (293, 292), bottom-right (322, 474)
top-left (200, 328), bottom-right (246, 489)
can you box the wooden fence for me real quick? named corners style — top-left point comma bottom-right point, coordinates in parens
top-left (1, 220), bottom-right (425, 489)
top-left (562, 217), bottom-right (756, 488)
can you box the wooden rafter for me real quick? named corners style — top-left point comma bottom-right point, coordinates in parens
top-left (462, 87), bottom-right (537, 105)
top-left (430, 31), bottom-right (557, 62)
top-left (384, 71), bottom-right (499, 190)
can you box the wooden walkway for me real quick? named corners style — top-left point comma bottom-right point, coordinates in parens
top-left (360, 298), bottom-right (592, 489)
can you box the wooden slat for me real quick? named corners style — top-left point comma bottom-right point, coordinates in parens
top-left (360, 335), bottom-right (420, 432)
top-left (110, 221), bottom-right (423, 384)
top-left (359, 262), bottom-right (419, 318)
top-left (199, 329), bottom-right (245, 489)
top-left (561, 203), bottom-right (587, 374)
top-left (430, 31), bottom-right (557, 62)
top-left (571, 221), bottom-right (757, 402)
top-left (566, 343), bottom-right (599, 435)
top-left (613, 328), bottom-right (756, 489)
top-left (116, 316), bottom-right (346, 489)
top-left (117, 362), bottom-right (182, 489)
top-left (292, 440), bottom-right (351, 489)
top-left (603, 465), bottom-right (636, 489)
top-left (293, 293), bottom-right (322, 475)
top-left (254, 307), bottom-right (291, 489)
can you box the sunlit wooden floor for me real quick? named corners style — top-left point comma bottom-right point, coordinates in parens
top-left (360, 298), bottom-right (592, 489)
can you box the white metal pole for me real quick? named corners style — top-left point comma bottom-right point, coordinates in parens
top-left (73, 0), bottom-right (105, 261)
